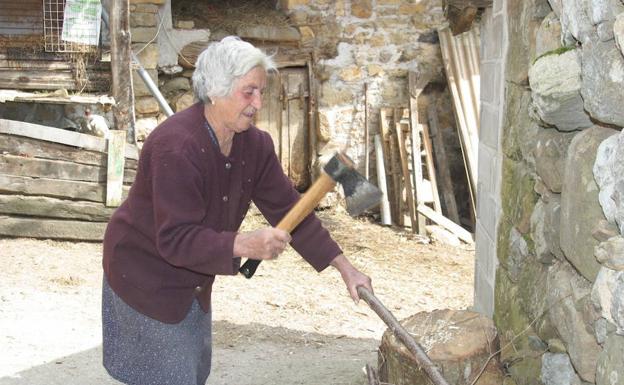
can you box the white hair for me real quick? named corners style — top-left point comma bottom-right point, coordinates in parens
top-left (192, 36), bottom-right (277, 104)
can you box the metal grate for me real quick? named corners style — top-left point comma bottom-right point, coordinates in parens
top-left (42, 0), bottom-right (91, 52)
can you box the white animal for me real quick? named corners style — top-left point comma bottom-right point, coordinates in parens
top-left (84, 108), bottom-right (110, 139)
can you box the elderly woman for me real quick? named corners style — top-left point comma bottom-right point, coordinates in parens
top-left (102, 36), bottom-right (373, 385)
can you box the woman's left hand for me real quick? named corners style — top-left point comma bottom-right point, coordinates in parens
top-left (330, 254), bottom-right (373, 304)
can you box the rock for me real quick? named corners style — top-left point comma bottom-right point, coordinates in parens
top-left (160, 77), bottom-right (191, 96)
top-left (592, 267), bottom-right (624, 330)
top-left (528, 49), bottom-right (593, 131)
top-left (594, 132), bottom-right (624, 234)
top-left (531, 199), bottom-right (555, 264)
top-left (135, 117), bottom-right (158, 141)
top-left (235, 25), bottom-right (301, 42)
top-left (533, 129), bottom-right (576, 193)
top-left (615, 13), bottom-right (624, 54)
top-left (378, 309), bottom-right (505, 385)
top-left (134, 96), bottom-right (160, 116)
top-left (588, 0), bottom-right (624, 25)
top-left (351, 0), bottom-right (372, 18)
top-left (541, 353), bottom-right (582, 385)
top-left (560, 0), bottom-right (598, 44)
top-left (547, 261), bottom-right (601, 383)
top-left (507, 227), bottom-right (530, 282)
top-left (132, 43), bottom-right (159, 70)
top-left (581, 39), bottom-right (624, 127)
top-left (536, 12), bottom-right (563, 58)
top-left (543, 194), bottom-right (565, 260)
top-left (560, 126), bottom-right (619, 282)
top-left (596, 334), bottom-right (624, 385)
top-left (593, 219), bottom-right (621, 242)
top-left (596, 236), bottom-right (624, 270)
top-left (133, 69), bottom-right (158, 97)
top-left (173, 91), bottom-right (195, 113)
top-left (547, 338), bottom-right (568, 353)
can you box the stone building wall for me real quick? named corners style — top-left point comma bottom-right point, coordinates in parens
top-left (478, 0), bottom-right (624, 383)
top-left (126, 0), bottom-right (474, 221)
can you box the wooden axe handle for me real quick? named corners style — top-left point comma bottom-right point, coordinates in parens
top-left (239, 173), bottom-right (336, 278)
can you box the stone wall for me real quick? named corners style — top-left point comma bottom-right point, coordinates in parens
top-left (132, 0), bottom-right (467, 194)
top-left (479, 0), bottom-right (624, 383)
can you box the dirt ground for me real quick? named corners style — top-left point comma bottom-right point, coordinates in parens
top-left (0, 208), bottom-right (474, 385)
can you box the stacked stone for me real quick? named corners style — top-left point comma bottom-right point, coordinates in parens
top-left (129, 0), bottom-right (164, 141)
top-left (278, 0), bottom-right (448, 162)
top-left (492, 0), bottom-right (624, 384)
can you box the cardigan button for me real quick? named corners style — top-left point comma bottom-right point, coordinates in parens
top-left (222, 195), bottom-right (229, 202)
top-left (225, 162), bottom-right (232, 169)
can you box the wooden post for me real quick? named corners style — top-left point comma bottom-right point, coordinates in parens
top-left (380, 108), bottom-right (399, 225)
top-left (364, 83), bottom-right (369, 180)
top-left (408, 72), bottom-right (430, 235)
top-left (374, 134), bottom-right (392, 225)
top-left (420, 112), bottom-right (442, 214)
top-left (396, 120), bottom-right (417, 232)
top-left (427, 103), bottom-right (460, 224)
top-left (106, 130), bottom-right (127, 207)
top-left (110, 0), bottom-right (136, 144)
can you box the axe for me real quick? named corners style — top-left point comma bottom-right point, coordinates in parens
top-left (239, 152), bottom-right (382, 278)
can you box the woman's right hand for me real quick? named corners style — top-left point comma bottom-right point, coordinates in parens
top-left (233, 228), bottom-right (291, 260)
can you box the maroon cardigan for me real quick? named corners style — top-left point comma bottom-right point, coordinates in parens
top-left (103, 103), bottom-right (342, 323)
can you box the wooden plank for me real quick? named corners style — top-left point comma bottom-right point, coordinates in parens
top-left (0, 134), bottom-right (137, 170)
top-left (0, 59), bottom-right (110, 71)
top-left (0, 174), bottom-right (129, 203)
top-left (380, 108), bottom-right (399, 225)
top-left (438, 28), bottom-right (478, 211)
top-left (427, 103), bottom-right (460, 224)
top-left (106, 130), bottom-right (127, 207)
top-left (417, 204), bottom-right (474, 244)
top-left (408, 72), bottom-right (428, 235)
top-left (0, 119), bottom-right (139, 160)
top-left (0, 70), bottom-right (111, 92)
top-left (110, 0), bottom-right (135, 142)
top-left (420, 115), bottom-right (442, 213)
top-left (388, 129), bottom-right (403, 226)
top-left (0, 194), bottom-right (115, 221)
top-left (396, 121), bottom-right (417, 232)
top-left (0, 154), bottom-right (135, 184)
top-left (374, 134), bottom-right (392, 225)
top-left (0, 216), bottom-right (107, 241)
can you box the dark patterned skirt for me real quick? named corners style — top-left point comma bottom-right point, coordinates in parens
top-left (102, 277), bottom-right (212, 385)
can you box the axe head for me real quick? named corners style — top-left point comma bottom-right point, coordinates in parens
top-left (323, 152), bottom-right (382, 216)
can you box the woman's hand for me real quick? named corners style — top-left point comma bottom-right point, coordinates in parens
top-left (234, 228), bottom-right (291, 260)
top-left (330, 254), bottom-right (373, 304)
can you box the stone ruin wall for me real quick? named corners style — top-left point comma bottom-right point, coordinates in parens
top-left (488, 0), bottom-right (624, 383)
top-left (128, 0), bottom-right (470, 215)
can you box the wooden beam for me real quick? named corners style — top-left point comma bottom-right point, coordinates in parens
top-left (0, 119), bottom-right (138, 159)
top-left (396, 120), bottom-right (417, 232)
top-left (417, 204), bottom-right (474, 244)
top-left (110, 0), bottom-right (135, 143)
top-left (0, 154), bottom-right (135, 184)
top-left (408, 72), bottom-right (430, 235)
top-left (374, 134), bottom-right (392, 225)
top-left (0, 133), bottom-right (137, 169)
top-left (0, 195), bottom-right (115, 221)
top-left (106, 130), bottom-right (127, 207)
top-left (0, 216), bottom-right (106, 241)
top-left (0, 174), bottom-right (129, 203)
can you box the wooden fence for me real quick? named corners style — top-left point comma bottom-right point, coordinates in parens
top-left (0, 119), bottom-right (138, 241)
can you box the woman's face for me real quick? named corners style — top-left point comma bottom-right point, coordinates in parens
top-left (212, 66), bottom-right (267, 133)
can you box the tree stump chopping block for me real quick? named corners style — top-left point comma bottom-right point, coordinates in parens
top-left (378, 309), bottom-right (505, 385)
